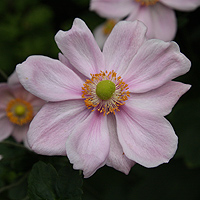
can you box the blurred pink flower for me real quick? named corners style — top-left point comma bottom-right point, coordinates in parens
top-left (17, 18), bottom-right (191, 178)
top-left (93, 19), bottom-right (119, 49)
top-left (90, 0), bottom-right (200, 41)
top-left (0, 71), bottom-right (45, 144)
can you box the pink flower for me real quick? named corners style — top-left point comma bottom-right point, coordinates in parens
top-left (90, 0), bottom-right (200, 41)
top-left (16, 18), bottom-right (191, 178)
top-left (0, 71), bottom-right (45, 144)
top-left (94, 19), bottom-right (119, 49)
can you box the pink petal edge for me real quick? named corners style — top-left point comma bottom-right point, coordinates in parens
top-left (55, 18), bottom-right (105, 77)
top-left (16, 55), bottom-right (84, 102)
top-left (27, 100), bottom-right (89, 156)
top-left (66, 111), bottom-right (110, 178)
top-left (116, 108), bottom-right (178, 167)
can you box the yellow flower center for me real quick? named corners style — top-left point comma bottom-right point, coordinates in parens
top-left (102, 19), bottom-right (117, 35)
top-left (6, 98), bottom-right (34, 125)
top-left (135, 0), bottom-right (159, 6)
top-left (82, 70), bottom-right (130, 116)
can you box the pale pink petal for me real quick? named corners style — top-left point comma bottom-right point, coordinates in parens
top-left (161, 0), bottom-right (200, 11)
top-left (58, 53), bottom-right (87, 81)
top-left (55, 18), bottom-right (105, 77)
top-left (23, 135), bottom-right (31, 149)
top-left (106, 114), bottom-right (135, 174)
top-left (0, 84), bottom-right (13, 109)
top-left (27, 100), bottom-right (89, 156)
top-left (66, 111), bottom-right (110, 178)
top-left (0, 116), bottom-right (14, 141)
top-left (11, 84), bottom-right (36, 103)
top-left (103, 20), bottom-right (147, 76)
top-left (30, 99), bottom-right (46, 115)
top-left (93, 23), bottom-right (109, 50)
top-left (127, 81), bottom-right (191, 116)
top-left (93, 19), bottom-right (121, 49)
top-left (16, 55), bottom-right (84, 102)
top-left (9, 85), bottom-right (45, 115)
top-left (116, 107), bottom-right (178, 167)
top-left (12, 124), bottom-right (29, 142)
top-left (0, 110), bottom-right (6, 119)
top-left (9, 84), bottom-right (46, 112)
top-left (124, 40), bottom-right (191, 93)
top-left (128, 3), bottom-right (176, 41)
top-left (90, 0), bottom-right (135, 18)
top-left (8, 70), bottom-right (20, 86)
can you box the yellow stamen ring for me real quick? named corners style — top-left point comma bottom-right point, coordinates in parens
top-left (82, 70), bottom-right (130, 116)
top-left (6, 98), bottom-right (34, 125)
top-left (135, 0), bottom-right (159, 6)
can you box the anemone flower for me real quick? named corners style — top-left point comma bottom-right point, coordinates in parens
top-left (16, 18), bottom-right (191, 178)
top-left (0, 71), bottom-right (45, 144)
top-left (90, 0), bottom-right (200, 41)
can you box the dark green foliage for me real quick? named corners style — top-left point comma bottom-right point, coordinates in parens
top-left (28, 161), bottom-right (83, 200)
top-left (0, 140), bottom-right (37, 172)
top-left (0, 141), bottom-right (83, 200)
top-left (169, 98), bottom-right (200, 167)
top-left (28, 162), bottom-right (58, 200)
top-left (0, 0), bottom-right (58, 80)
top-left (83, 160), bottom-right (200, 200)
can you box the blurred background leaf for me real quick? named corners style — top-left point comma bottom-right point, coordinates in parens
top-left (0, 0), bottom-right (58, 80)
top-left (28, 161), bottom-right (83, 200)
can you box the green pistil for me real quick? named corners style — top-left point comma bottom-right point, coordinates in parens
top-left (14, 105), bottom-right (26, 116)
top-left (96, 80), bottom-right (116, 100)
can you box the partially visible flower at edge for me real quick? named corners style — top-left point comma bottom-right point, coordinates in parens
top-left (90, 0), bottom-right (200, 41)
top-left (0, 71), bottom-right (45, 145)
top-left (94, 19), bottom-right (119, 49)
top-left (16, 18), bottom-right (191, 178)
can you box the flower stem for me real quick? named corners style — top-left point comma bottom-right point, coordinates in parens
top-left (0, 68), bottom-right (8, 81)
top-left (0, 171), bottom-right (29, 193)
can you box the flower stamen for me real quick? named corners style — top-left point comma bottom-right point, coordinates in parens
top-left (82, 70), bottom-right (130, 116)
top-left (135, 0), bottom-right (159, 6)
top-left (6, 98), bottom-right (33, 125)
top-left (102, 19), bottom-right (117, 35)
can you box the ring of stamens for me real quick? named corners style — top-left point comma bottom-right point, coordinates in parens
top-left (135, 0), bottom-right (159, 6)
top-left (82, 70), bottom-right (130, 116)
top-left (6, 98), bottom-right (34, 125)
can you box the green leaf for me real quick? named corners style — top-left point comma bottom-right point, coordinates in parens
top-left (23, 5), bottom-right (53, 28)
top-left (8, 173), bottom-right (28, 200)
top-left (28, 161), bottom-right (58, 200)
top-left (56, 165), bottom-right (83, 200)
top-left (28, 161), bottom-right (83, 200)
top-left (0, 140), bottom-right (37, 172)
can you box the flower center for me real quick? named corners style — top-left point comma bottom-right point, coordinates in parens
top-left (82, 70), bottom-right (130, 115)
top-left (6, 98), bottom-right (34, 125)
top-left (14, 105), bottom-right (26, 116)
top-left (135, 0), bottom-right (159, 6)
top-left (102, 19), bottom-right (116, 35)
